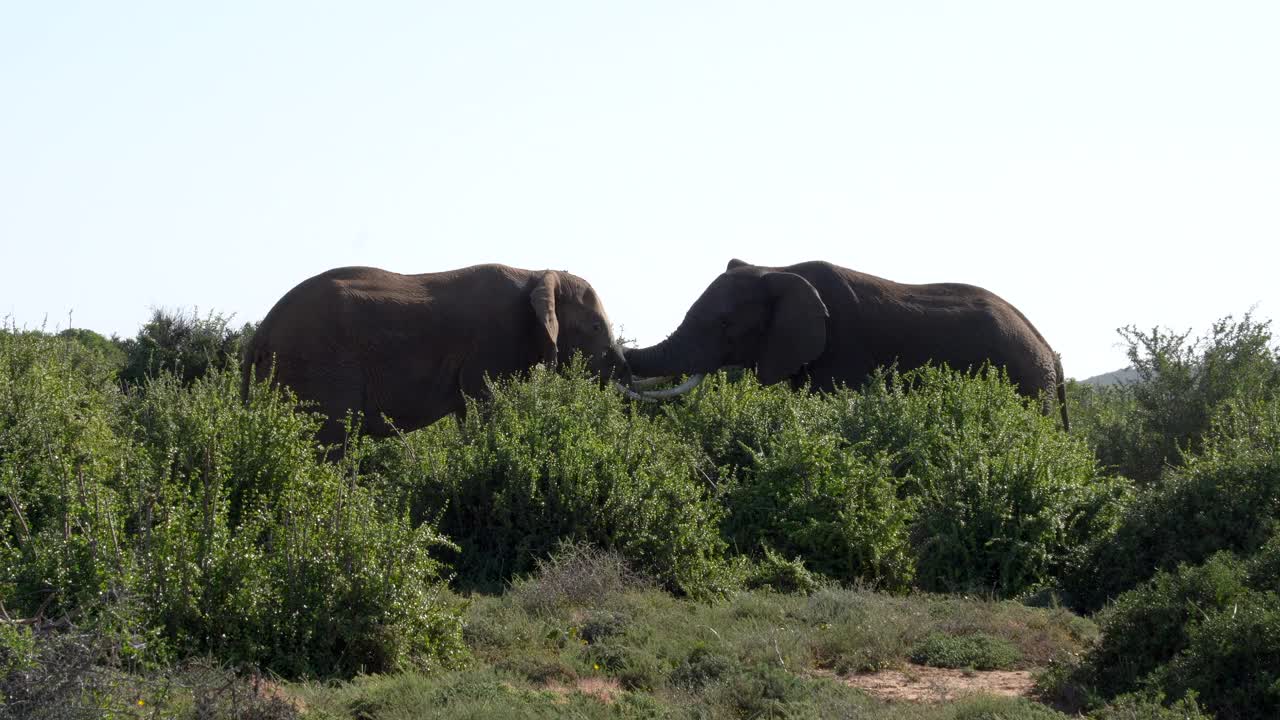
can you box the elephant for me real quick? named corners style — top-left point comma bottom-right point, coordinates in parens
top-left (242, 264), bottom-right (630, 445)
top-left (624, 259), bottom-right (1069, 430)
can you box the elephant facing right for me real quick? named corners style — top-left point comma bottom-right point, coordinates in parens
top-left (624, 258), bottom-right (1070, 430)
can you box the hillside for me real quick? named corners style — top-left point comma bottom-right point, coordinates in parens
top-left (1081, 366), bottom-right (1139, 386)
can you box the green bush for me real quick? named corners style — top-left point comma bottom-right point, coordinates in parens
top-left (1073, 313), bottom-right (1280, 485)
top-left (1066, 380), bottom-right (1147, 482)
top-left (509, 541), bottom-right (640, 616)
top-left (578, 608), bottom-right (630, 644)
top-left (1153, 591), bottom-right (1280, 720)
top-left (57, 328), bottom-right (128, 374)
top-left (704, 663), bottom-right (810, 719)
top-left (723, 421), bottom-right (914, 590)
top-left (909, 632), bottom-right (1022, 670)
top-left (741, 546), bottom-right (824, 595)
top-left (1078, 544), bottom-right (1280, 719)
top-left (659, 371), bottom-right (914, 590)
top-left (1246, 526), bottom-right (1280, 591)
top-left (1084, 553), bottom-right (1249, 699)
top-left (946, 697), bottom-right (1069, 720)
top-left (669, 644), bottom-right (736, 690)
top-left (0, 623), bottom-right (35, 677)
top-left (117, 308), bottom-right (254, 386)
top-left (1071, 394), bottom-right (1280, 611)
top-left (1, 330), bottom-right (464, 677)
top-left (830, 365), bottom-right (1122, 597)
top-left (371, 362), bottom-right (728, 597)
top-left (657, 370), bottom-right (817, 484)
top-left (659, 366), bottom-right (1109, 598)
top-left (0, 327), bottom-right (136, 618)
top-left (1088, 693), bottom-right (1214, 720)
top-left (804, 590), bottom-right (920, 673)
top-left (129, 368), bottom-right (463, 676)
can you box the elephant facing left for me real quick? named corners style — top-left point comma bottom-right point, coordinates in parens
top-left (242, 264), bottom-right (630, 446)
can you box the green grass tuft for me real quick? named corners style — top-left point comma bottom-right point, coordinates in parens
top-left (909, 632), bottom-right (1023, 671)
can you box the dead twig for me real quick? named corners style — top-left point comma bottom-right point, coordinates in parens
top-left (5, 491), bottom-right (30, 546)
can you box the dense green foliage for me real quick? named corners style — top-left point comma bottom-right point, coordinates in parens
top-left (117, 308), bottom-right (255, 386)
top-left (909, 632), bottom-right (1022, 670)
top-left (0, 320), bottom-right (1122, 667)
top-left (1083, 553), bottom-right (1252, 699)
top-left (1077, 545), bottom-right (1280, 719)
top-left (8, 306), bottom-right (1280, 717)
top-left (1046, 314), bottom-right (1280, 717)
top-left (1071, 313), bottom-right (1280, 485)
top-left (1069, 393), bottom-right (1280, 610)
top-left (361, 365), bottom-right (728, 597)
top-left (338, 358), bottom-right (1109, 601)
top-left (662, 367), bottom-right (1114, 597)
top-left (829, 366), bottom-right (1122, 595)
top-left (0, 329), bottom-right (462, 678)
top-left (721, 412), bottom-right (914, 589)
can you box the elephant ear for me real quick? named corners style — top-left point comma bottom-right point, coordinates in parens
top-left (726, 258), bottom-right (751, 271)
top-left (757, 272), bottom-right (828, 385)
top-left (529, 272), bottom-right (560, 367)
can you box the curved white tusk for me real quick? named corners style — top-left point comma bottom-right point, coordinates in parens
top-left (614, 381), bottom-right (657, 403)
top-left (635, 373), bottom-right (706, 400)
top-left (629, 375), bottom-right (675, 390)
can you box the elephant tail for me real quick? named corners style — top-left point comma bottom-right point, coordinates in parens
top-left (1054, 353), bottom-right (1070, 432)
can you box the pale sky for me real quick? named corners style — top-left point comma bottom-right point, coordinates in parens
top-left (2, 2), bottom-right (1277, 378)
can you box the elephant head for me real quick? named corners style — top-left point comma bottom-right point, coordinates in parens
top-left (624, 259), bottom-right (828, 396)
top-left (531, 270), bottom-right (631, 387)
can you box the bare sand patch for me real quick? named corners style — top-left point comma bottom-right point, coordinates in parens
top-left (543, 676), bottom-right (623, 704)
top-left (829, 664), bottom-right (1037, 704)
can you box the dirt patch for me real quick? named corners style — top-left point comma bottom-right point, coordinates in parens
top-left (832, 664), bottom-right (1037, 704)
top-left (543, 677), bottom-right (623, 704)
top-left (249, 677), bottom-right (307, 715)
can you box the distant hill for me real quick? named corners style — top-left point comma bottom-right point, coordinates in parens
top-left (1080, 367), bottom-right (1140, 387)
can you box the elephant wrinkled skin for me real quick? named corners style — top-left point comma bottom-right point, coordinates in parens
top-left (242, 264), bottom-right (628, 445)
top-left (625, 259), bottom-right (1069, 429)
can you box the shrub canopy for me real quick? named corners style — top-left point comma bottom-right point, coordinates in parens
top-left (1, 329), bottom-right (462, 677)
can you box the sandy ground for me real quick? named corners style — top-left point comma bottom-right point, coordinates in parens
top-left (535, 664), bottom-right (1038, 706)
top-left (544, 677), bottom-right (624, 704)
top-left (831, 664), bottom-right (1037, 703)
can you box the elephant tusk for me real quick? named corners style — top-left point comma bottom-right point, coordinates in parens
top-left (614, 381), bottom-right (657, 403)
top-left (634, 373), bottom-right (706, 400)
top-left (629, 375), bottom-right (675, 390)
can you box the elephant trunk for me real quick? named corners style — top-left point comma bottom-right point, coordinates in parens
top-left (619, 324), bottom-right (720, 401)
top-left (606, 342), bottom-right (632, 387)
top-left (623, 324), bottom-right (712, 380)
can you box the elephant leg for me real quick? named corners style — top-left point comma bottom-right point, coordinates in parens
top-left (315, 382), bottom-right (365, 448)
top-left (290, 357), bottom-right (367, 450)
top-left (806, 346), bottom-right (876, 392)
top-left (1004, 356), bottom-right (1059, 418)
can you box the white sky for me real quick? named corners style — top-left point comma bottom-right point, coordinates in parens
top-left (2, 2), bottom-right (1277, 379)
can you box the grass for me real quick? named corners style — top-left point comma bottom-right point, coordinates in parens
top-left (287, 552), bottom-right (1097, 719)
top-left (2, 544), bottom-right (1098, 717)
top-left (910, 633), bottom-right (1022, 670)
top-left (291, 666), bottom-right (1075, 720)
